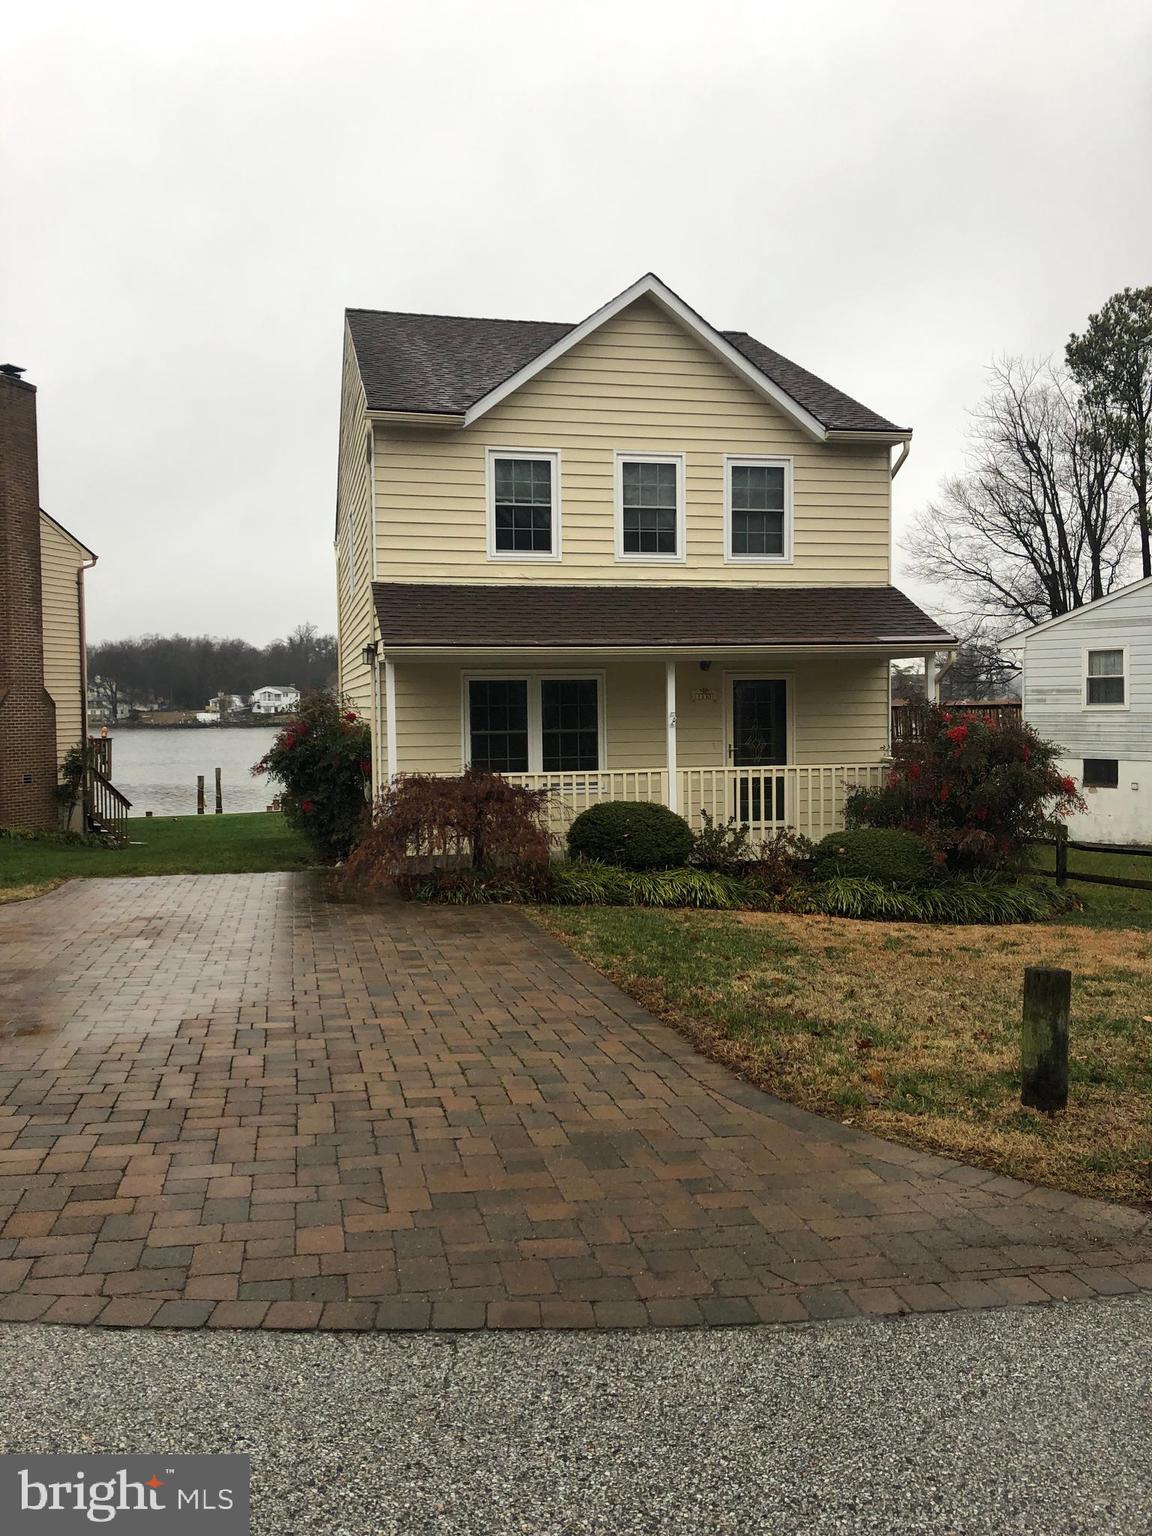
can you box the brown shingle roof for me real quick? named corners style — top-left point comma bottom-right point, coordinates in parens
top-left (371, 583), bottom-right (955, 649)
top-left (345, 307), bottom-right (906, 434)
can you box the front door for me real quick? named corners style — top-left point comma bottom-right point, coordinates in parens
top-left (729, 679), bottom-right (787, 823)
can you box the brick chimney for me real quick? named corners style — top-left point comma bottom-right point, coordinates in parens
top-left (0, 365), bottom-right (59, 829)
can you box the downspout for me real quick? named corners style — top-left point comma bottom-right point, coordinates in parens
top-left (890, 441), bottom-right (911, 479)
top-left (77, 551), bottom-right (98, 829)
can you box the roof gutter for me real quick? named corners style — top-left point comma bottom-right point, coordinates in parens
top-left (368, 409), bottom-right (466, 428)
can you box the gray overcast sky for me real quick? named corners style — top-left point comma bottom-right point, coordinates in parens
top-left (4, 0), bottom-right (1150, 644)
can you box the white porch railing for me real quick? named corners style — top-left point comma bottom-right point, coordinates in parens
top-left (502, 764), bottom-right (887, 842)
top-left (504, 769), bottom-right (668, 840)
top-left (680, 764), bottom-right (888, 841)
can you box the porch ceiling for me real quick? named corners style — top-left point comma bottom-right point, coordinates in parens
top-left (371, 582), bottom-right (956, 652)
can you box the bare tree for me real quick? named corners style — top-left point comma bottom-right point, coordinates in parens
top-left (905, 358), bottom-right (1131, 628)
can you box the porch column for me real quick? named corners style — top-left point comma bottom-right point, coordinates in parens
top-left (924, 651), bottom-right (938, 703)
top-left (384, 656), bottom-right (398, 779)
top-left (665, 658), bottom-right (678, 813)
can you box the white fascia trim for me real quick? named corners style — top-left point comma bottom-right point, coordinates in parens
top-left (1001, 574), bottom-right (1152, 643)
top-left (382, 643), bottom-right (944, 659)
top-left (461, 274), bottom-right (829, 441)
top-left (367, 410), bottom-right (465, 428)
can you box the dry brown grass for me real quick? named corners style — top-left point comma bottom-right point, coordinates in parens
top-left (536, 906), bottom-right (1152, 1206)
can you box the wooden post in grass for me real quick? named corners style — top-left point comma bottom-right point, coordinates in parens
top-left (214, 766), bottom-right (222, 815)
top-left (1055, 824), bottom-right (1068, 886)
top-left (196, 774), bottom-right (205, 815)
top-left (1021, 966), bottom-right (1070, 1112)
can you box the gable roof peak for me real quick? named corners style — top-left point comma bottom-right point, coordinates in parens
top-left (345, 275), bottom-right (908, 437)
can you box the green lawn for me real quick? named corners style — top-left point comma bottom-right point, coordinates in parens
top-left (1031, 843), bottom-right (1152, 929)
top-left (0, 813), bottom-right (313, 902)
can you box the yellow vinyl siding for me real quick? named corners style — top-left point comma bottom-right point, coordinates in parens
top-left (373, 298), bottom-right (891, 585)
top-left (336, 325), bottom-right (376, 725)
top-left (39, 515), bottom-right (86, 766)
top-left (388, 655), bottom-right (889, 775)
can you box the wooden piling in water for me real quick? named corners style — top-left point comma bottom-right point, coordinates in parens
top-left (196, 774), bottom-right (205, 815)
top-left (215, 766), bottom-right (223, 815)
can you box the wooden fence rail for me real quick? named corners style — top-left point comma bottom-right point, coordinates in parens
top-left (1036, 827), bottom-right (1152, 892)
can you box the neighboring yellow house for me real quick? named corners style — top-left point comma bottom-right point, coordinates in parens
top-left (39, 508), bottom-right (97, 774)
top-left (335, 273), bottom-right (955, 839)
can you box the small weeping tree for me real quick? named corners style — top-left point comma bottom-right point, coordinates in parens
top-left (340, 767), bottom-right (553, 897)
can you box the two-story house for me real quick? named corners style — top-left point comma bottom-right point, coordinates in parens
top-left (250, 685), bottom-right (300, 715)
top-left (335, 274), bottom-right (955, 839)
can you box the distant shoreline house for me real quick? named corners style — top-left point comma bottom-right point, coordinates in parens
top-left (1004, 577), bottom-right (1152, 845)
top-left (332, 273), bottom-right (955, 840)
top-left (250, 685), bottom-right (300, 715)
top-left (0, 363), bottom-right (126, 833)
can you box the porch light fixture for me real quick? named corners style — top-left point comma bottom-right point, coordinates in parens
top-left (361, 642), bottom-right (379, 668)
top-left (698, 659), bottom-right (713, 671)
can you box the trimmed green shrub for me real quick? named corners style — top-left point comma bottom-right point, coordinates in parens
top-left (567, 801), bottom-right (694, 871)
top-left (813, 827), bottom-right (934, 885)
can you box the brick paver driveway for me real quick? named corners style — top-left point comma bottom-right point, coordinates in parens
top-left (0, 873), bottom-right (1149, 1330)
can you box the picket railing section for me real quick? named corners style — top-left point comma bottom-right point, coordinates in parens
top-left (679, 764), bottom-right (888, 841)
top-left (501, 764), bottom-right (886, 841)
top-left (504, 769), bottom-right (668, 837)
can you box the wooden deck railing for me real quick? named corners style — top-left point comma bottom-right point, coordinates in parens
top-left (84, 764), bottom-right (132, 845)
top-left (87, 735), bottom-right (113, 775)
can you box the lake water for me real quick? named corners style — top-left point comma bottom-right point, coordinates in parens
top-left (107, 727), bottom-right (279, 817)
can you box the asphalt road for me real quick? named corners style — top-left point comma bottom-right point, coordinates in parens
top-left (0, 1297), bottom-right (1149, 1535)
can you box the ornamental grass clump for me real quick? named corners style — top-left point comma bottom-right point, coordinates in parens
top-left (845, 703), bottom-right (1083, 871)
top-left (341, 767), bottom-right (552, 896)
top-left (252, 692), bottom-right (372, 861)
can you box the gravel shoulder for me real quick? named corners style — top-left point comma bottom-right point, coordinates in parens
top-left (0, 1297), bottom-right (1149, 1535)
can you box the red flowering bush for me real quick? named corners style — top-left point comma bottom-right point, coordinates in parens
top-left (252, 692), bottom-right (372, 861)
top-left (846, 702), bottom-right (1083, 871)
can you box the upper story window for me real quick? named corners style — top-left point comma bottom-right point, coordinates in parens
top-left (615, 453), bottom-right (685, 562)
top-left (725, 456), bottom-right (792, 562)
top-left (1085, 647), bottom-right (1127, 707)
top-left (487, 450), bottom-right (560, 560)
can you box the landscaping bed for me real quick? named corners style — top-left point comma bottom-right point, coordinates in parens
top-left (0, 812), bottom-right (312, 903)
top-left (533, 904), bottom-right (1152, 1207)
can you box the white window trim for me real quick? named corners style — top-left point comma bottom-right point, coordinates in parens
top-left (614, 452), bottom-right (687, 565)
top-left (723, 455), bottom-right (794, 565)
top-left (461, 670), bottom-right (606, 773)
top-left (721, 671), bottom-right (795, 765)
top-left (1082, 644), bottom-right (1129, 711)
top-left (485, 448), bottom-right (563, 562)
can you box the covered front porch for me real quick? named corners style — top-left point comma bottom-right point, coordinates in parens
top-left (371, 649), bottom-right (925, 842)
top-left (367, 579), bottom-right (956, 844)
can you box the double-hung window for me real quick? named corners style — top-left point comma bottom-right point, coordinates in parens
top-left (487, 450), bottom-right (560, 559)
top-left (1085, 648), bottom-right (1126, 707)
top-left (616, 454), bottom-right (684, 561)
top-left (466, 676), bottom-right (602, 773)
top-left (725, 456), bottom-right (791, 562)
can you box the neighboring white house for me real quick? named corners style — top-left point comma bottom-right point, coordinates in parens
top-left (1004, 575), bottom-right (1152, 845)
top-left (207, 693), bottom-right (245, 715)
top-left (250, 685), bottom-right (300, 715)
